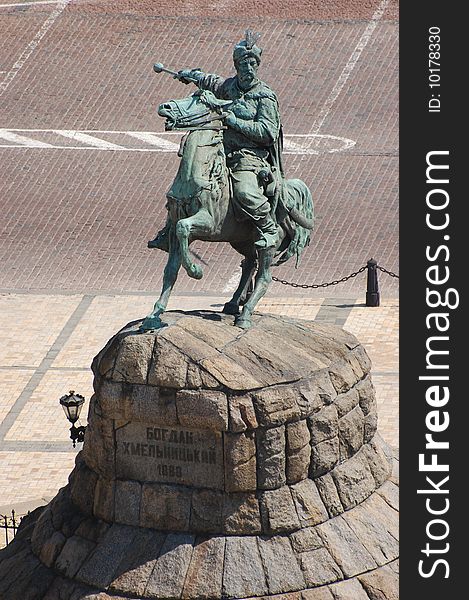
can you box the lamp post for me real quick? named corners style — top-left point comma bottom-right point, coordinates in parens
top-left (59, 391), bottom-right (87, 447)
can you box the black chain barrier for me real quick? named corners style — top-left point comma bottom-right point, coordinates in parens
top-left (377, 265), bottom-right (399, 278)
top-left (272, 265), bottom-right (367, 289)
top-left (271, 259), bottom-right (399, 307)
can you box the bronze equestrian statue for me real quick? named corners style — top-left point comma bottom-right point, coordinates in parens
top-left (142, 31), bottom-right (314, 330)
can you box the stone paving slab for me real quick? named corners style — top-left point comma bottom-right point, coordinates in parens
top-left (0, 369), bottom-right (35, 425)
top-left (52, 296), bottom-right (160, 369)
top-left (369, 375), bottom-right (398, 448)
top-left (0, 293), bottom-right (398, 516)
top-left (0, 295), bottom-right (82, 368)
top-left (5, 369), bottom-right (92, 442)
top-left (344, 300), bottom-right (399, 372)
top-left (0, 451), bottom-right (75, 508)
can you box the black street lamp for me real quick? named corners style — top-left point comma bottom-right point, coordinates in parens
top-left (59, 391), bottom-right (87, 447)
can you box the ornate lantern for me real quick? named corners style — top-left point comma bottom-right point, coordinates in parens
top-left (59, 391), bottom-right (87, 447)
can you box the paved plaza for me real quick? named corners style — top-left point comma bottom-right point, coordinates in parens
top-left (0, 293), bottom-right (398, 514)
top-left (0, 0), bottom-right (398, 521)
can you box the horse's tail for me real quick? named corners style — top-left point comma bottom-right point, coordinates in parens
top-left (289, 206), bottom-right (314, 230)
top-left (274, 178), bottom-right (314, 267)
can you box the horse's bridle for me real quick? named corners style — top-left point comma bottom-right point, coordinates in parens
top-left (172, 114), bottom-right (227, 131)
top-left (164, 94), bottom-right (229, 131)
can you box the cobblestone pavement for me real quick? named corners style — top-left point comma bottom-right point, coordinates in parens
top-left (0, 0), bottom-right (398, 298)
top-left (0, 1), bottom-right (398, 522)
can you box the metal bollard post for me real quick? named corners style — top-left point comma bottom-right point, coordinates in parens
top-left (366, 258), bottom-right (380, 306)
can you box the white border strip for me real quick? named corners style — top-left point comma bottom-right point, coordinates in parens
top-left (309, 0), bottom-right (390, 135)
top-left (54, 130), bottom-right (125, 150)
top-left (0, 129), bottom-right (53, 147)
top-left (0, 0), bottom-right (70, 97)
top-left (0, 1), bottom-right (61, 8)
top-left (0, 130), bottom-right (356, 154)
top-left (0, 130), bottom-right (357, 154)
top-left (127, 131), bottom-right (180, 151)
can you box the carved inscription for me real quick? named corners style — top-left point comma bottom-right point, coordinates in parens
top-left (116, 422), bottom-right (224, 489)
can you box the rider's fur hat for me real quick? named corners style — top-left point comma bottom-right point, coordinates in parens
top-left (233, 30), bottom-right (262, 65)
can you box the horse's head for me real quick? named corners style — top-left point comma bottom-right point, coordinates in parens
top-left (158, 90), bottom-right (232, 131)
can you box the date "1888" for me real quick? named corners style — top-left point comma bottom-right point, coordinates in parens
top-left (428, 26), bottom-right (441, 113)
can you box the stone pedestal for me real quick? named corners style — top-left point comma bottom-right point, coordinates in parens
top-left (0, 311), bottom-right (399, 600)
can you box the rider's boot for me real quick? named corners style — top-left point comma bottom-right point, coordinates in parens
top-left (255, 215), bottom-right (279, 249)
top-left (148, 222), bottom-right (170, 252)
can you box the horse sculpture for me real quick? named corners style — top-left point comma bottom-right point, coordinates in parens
top-left (141, 89), bottom-right (314, 330)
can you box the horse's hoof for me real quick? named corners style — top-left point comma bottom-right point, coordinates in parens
top-left (223, 302), bottom-right (240, 315)
top-left (147, 238), bottom-right (169, 252)
top-left (235, 316), bottom-right (252, 330)
top-left (140, 315), bottom-right (164, 331)
top-left (189, 265), bottom-right (203, 280)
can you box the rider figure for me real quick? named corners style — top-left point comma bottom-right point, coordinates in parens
top-left (175, 31), bottom-right (281, 249)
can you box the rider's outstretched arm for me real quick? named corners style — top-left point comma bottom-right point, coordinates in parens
top-left (197, 73), bottom-right (226, 97)
top-left (177, 69), bottom-right (226, 98)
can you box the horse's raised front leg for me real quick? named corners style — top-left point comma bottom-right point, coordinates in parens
top-left (176, 209), bottom-right (214, 279)
top-left (235, 248), bottom-right (274, 329)
top-left (223, 253), bottom-right (258, 316)
top-left (141, 229), bottom-right (181, 331)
